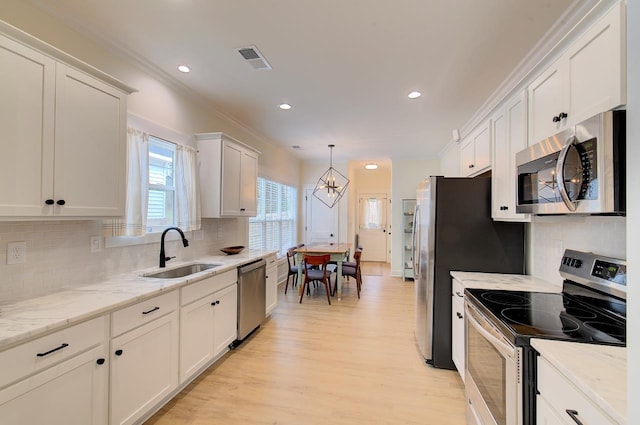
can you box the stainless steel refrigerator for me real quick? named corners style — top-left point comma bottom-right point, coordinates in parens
top-left (412, 176), bottom-right (524, 369)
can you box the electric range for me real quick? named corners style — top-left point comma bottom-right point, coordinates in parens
top-left (463, 249), bottom-right (626, 425)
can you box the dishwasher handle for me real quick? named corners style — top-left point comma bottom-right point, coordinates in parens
top-left (238, 258), bottom-right (266, 275)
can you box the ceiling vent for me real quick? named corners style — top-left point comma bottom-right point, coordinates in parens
top-left (236, 45), bottom-right (272, 70)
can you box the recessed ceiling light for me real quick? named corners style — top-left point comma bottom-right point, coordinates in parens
top-left (408, 91), bottom-right (422, 99)
top-left (279, 103), bottom-right (292, 110)
top-left (364, 163), bottom-right (378, 170)
top-left (177, 65), bottom-right (191, 73)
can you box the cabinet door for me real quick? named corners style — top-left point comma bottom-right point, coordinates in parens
top-left (240, 149), bottom-right (258, 216)
top-left (536, 396), bottom-right (564, 425)
top-left (460, 137), bottom-right (475, 176)
top-left (0, 345), bottom-right (108, 425)
top-left (110, 311), bottom-right (179, 425)
top-left (54, 64), bottom-right (126, 217)
top-left (472, 121), bottom-right (491, 172)
top-left (213, 284), bottom-right (238, 356)
top-left (566, 2), bottom-right (625, 124)
top-left (528, 62), bottom-right (568, 143)
top-left (221, 141), bottom-right (242, 216)
top-left (491, 107), bottom-right (508, 219)
top-left (266, 261), bottom-right (278, 315)
top-left (451, 279), bottom-right (465, 382)
top-left (493, 92), bottom-right (530, 222)
top-left (0, 35), bottom-right (55, 216)
top-left (179, 294), bottom-right (216, 383)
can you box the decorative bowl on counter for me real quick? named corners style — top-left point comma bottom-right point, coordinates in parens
top-left (220, 245), bottom-right (245, 255)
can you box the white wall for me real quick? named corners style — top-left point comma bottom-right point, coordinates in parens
top-left (528, 216), bottom-right (626, 285)
top-left (390, 159), bottom-right (440, 276)
top-left (626, 0), bottom-right (639, 422)
top-left (0, 1), bottom-right (300, 301)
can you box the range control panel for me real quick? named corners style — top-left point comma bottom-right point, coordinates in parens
top-left (560, 249), bottom-right (626, 298)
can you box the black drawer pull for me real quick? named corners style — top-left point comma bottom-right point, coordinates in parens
top-left (37, 343), bottom-right (69, 357)
top-left (96, 358), bottom-right (105, 365)
top-left (114, 349), bottom-right (123, 356)
top-left (45, 199), bottom-right (55, 205)
top-left (56, 199), bottom-right (66, 206)
top-left (142, 306), bottom-right (160, 315)
top-left (456, 312), bottom-right (463, 319)
top-left (565, 410), bottom-right (584, 425)
top-left (455, 291), bottom-right (463, 298)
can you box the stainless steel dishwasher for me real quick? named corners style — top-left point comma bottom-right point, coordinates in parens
top-left (232, 258), bottom-right (266, 347)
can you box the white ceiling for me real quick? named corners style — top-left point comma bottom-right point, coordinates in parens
top-left (28, 0), bottom-right (574, 163)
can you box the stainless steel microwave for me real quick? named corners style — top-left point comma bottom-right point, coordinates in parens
top-left (516, 110), bottom-right (625, 215)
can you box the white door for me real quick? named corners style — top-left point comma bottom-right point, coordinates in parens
top-left (358, 194), bottom-right (388, 262)
top-left (304, 188), bottom-right (338, 244)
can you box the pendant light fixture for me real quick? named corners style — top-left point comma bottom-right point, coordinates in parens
top-left (313, 144), bottom-right (350, 208)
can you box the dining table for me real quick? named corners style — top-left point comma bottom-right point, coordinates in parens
top-left (295, 243), bottom-right (352, 300)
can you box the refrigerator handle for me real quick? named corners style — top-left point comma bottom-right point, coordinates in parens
top-left (411, 204), bottom-right (420, 275)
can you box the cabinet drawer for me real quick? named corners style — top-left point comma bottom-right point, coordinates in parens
top-left (537, 357), bottom-right (617, 425)
top-left (181, 269), bottom-right (237, 306)
top-left (112, 291), bottom-right (179, 337)
top-left (0, 315), bottom-right (108, 389)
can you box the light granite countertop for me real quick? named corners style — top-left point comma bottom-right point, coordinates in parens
top-left (0, 249), bottom-right (277, 350)
top-left (532, 339), bottom-right (626, 425)
top-left (450, 271), bottom-right (561, 292)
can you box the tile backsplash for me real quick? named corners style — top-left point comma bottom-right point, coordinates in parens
top-left (529, 215), bottom-right (626, 285)
top-left (0, 218), bottom-right (242, 302)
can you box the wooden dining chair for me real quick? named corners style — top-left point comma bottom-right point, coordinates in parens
top-left (284, 247), bottom-right (299, 294)
top-left (333, 249), bottom-right (362, 299)
top-left (300, 254), bottom-right (332, 305)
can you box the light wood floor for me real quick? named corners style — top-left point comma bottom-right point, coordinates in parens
top-left (145, 263), bottom-right (466, 425)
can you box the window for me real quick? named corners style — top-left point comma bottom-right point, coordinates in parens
top-left (249, 178), bottom-right (297, 256)
top-left (147, 136), bottom-right (176, 233)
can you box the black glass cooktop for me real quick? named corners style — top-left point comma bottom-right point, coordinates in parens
top-left (465, 286), bottom-right (626, 346)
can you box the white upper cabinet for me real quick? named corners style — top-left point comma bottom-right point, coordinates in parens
top-left (491, 91), bottom-right (530, 222)
top-left (197, 132), bottom-right (259, 218)
top-left (0, 29), bottom-right (131, 218)
top-left (460, 119), bottom-right (491, 177)
top-left (528, 1), bottom-right (626, 143)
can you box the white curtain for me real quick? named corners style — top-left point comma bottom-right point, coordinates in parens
top-left (175, 144), bottom-right (201, 231)
top-left (103, 128), bottom-right (149, 237)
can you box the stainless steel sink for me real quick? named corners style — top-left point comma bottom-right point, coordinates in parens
top-left (143, 263), bottom-right (222, 279)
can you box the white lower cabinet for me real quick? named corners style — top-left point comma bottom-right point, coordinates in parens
top-left (110, 291), bottom-right (179, 425)
top-left (265, 254), bottom-right (278, 315)
top-left (451, 278), bottom-right (465, 382)
top-left (0, 316), bottom-right (109, 425)
top-left (537, 356), bottom-right (618, 425)
top-left (179, 270), bottom-right (238, 383)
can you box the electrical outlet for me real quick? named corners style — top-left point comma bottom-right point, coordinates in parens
top-left (90, 236), bottom-right (103, 253)
top-left (7, 241), bottom-right (26, 265)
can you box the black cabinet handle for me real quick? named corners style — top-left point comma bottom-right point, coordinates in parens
top-left (456, 312), bottom-right (463, 319)
top-left (211, 300), bottom-right (221, 306)
top-left (455, 291), bottom-right (463, 298)
top-left (45, 199), bottom-right (55, 205)
top-left (96, 358), bottom-right (105, 365)
top-left (114, 349), bottom-right (123, 356)
top-left (468, 164), bottom-right (475, 169)
top-left (565, 410), bottom-right (584, 425)
top-left (56, 199), bottom-right (66, 206)
top-left (240, 208), bottom-right (246, 211)
top-left (142, 306), bottom-right (159, 315)
top-left (559, 112), bottom-right (568, 120)
top-left (553, 115), bottom-right (560, 123)
top-left (36, 343), bottom-right (69, 357)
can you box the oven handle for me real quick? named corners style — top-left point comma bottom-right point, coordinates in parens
top-left (465, 302), bottom-right (516, 359)
top-left (555, 135), bottom-right (578, 212)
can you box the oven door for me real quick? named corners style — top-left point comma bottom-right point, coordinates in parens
top-left (465, 302), bottom-right (522, 425)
